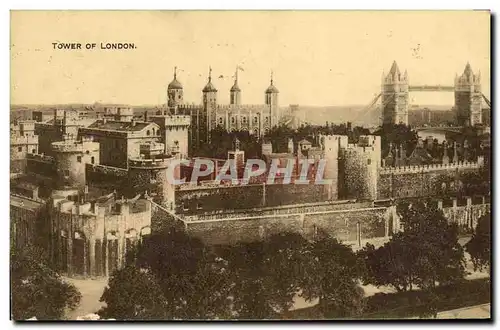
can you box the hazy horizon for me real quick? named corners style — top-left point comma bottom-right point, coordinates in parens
top-left (11, 11), bottom-right (490, 107)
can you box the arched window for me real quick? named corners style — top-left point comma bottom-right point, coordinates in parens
top-left (146, 130), bottom-right (151, 136)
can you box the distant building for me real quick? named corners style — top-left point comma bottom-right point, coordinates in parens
top-left (382, 61), bottom-right (409, 126)
top-left (79, 119), bottom-right (161, 169)
top-left (10, 120), bottom-right (38, 172)
top-left (455, 63), bottom-right (483, 127)
top-left (168, 67), bottom-right (281, 154)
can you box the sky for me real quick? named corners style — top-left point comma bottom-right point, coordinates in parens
top-left (10, 10), bottom-right (491, 107)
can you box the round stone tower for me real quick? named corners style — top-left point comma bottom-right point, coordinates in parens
top-left (128, 155), bottom-right (177, 211)
top-left (167, 66), bottom-right (184, 112)
top-left (51, 135), bottom-right (100, 189)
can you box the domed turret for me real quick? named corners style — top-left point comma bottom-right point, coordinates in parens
top-left (168, 67), bottom-right (183, 90)
top-left (230, 66), bottom-right (241, 105)
top-left (265, 78), bottom-right (279, 94)
top-left (167, 67), bottom-right (184, 110)
top-left (203, 67), bottom-right (217, 93)
top-left (265, 71), bottom-right (279, 127)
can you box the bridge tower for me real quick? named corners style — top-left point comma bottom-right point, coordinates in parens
top-left (454, 63), bottom-right (482, 127)
top-left (381, 61), bottom-right (409, 126)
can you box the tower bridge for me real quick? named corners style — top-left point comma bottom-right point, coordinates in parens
top-left (408, 85), bottom-right (455, 92)
top-left (353, 61), bottom-right (491, 128)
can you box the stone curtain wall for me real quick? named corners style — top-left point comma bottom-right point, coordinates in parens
top-left (86, 164), bottom-right (128, 192)
top-left (180, 199), bottom-right (488, 247)
top-left (150, 201), bottom-right (186, 233)
top-left (176, 184), bottom-right (329, 215)
top-left (378, 165), bottom-right (481, 199)
top-left (184, 206), bottom-right (390, 246)
top-left (26, 155), bottom-right (57, 177)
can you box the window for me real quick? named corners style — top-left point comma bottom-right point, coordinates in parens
top-left (157, 130), bottom-right (161, 136)
top-left (17, 147), bottom-right (22, 152)
top-left (182, 203), bottom-right (189, 211)
top-left (146, 130), bottom-right (151, 136)
top-left (77, 156), bottom-right (82, 163)
top-left (231, 117), bottom-right (235, 124)
top-left (32, 149), bottom-right (36, 154)
top-left (64, 170), bottom-right (70, 177)
top-left (86, 150), bottom-right (90, 154)
top-left (242, 117), bottom-right (247, 124)
top-left (91, 156), bottom-right (95, 164)
top-left (253, 117), bottom-right (258, 124)
top-left (367, 159), bottom-right (371, 165)
top-left (265, 117), bottom-right (269, 123)
top-left (219, 117), bottom-right (223, 124)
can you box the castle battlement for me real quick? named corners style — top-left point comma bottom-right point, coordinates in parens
top-left (128, 157), bottom-right (174, 169)
top-left (344, 136), bottom-right (380, 153)
top-left (163, 115), bottom-right (191, 126)
top-left (178, 104), bottom-right (204, 111)
top-left (216, 104), bottom-right (269, 112)
top-left (86, 163), bottom-right (128, 177)
top-left (380, 161), bottom-right (480, 175)
top-left (139, 141), bottom-right (164, 154)
top-left (27, 153), bottom-right (55, 163)
top-left (57, 196), bottom-right (150, 216)
top-left (51, 139), bottom-right (99, 153)
top-left (344, 145), bottom-right (377, 153)
top-left (10, 135), bottom-right (38, 145)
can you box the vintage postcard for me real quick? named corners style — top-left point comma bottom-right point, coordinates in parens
top-left (10, 10), bottom-right (491, 320)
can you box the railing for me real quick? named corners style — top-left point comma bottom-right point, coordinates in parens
top-left (409, 85), bottom-right (455, 92)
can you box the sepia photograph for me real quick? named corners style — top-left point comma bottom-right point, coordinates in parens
top-left (9, 10), bottom-right (491, 321)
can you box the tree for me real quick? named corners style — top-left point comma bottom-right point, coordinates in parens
top-left (221, 240), bottom-right (277, 319)
top-left (374, 123), bottom-right (419, 157)
top-left (197, 127), bottom-right (262, 159)
top-left (299, 233), bottom-right (364, 318)
top-left (98, 266), bottom-right (168, 320)
top-left (466, 212), bottom-right (491, 272)
top-left (133, 228), bottom-right (232, 319)
top-left (263, 232), bottom-right (311, 314)
top-left (11, 246), bottom-right (81, 320)
top-left (217, 232), bottom-right (312, 319)
top-left (358, 200), bottom-right (466, 292)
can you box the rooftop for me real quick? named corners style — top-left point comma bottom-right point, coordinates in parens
top-left (10, 194), bottom-right (44, 212)
top-left (87, 120), bottom-right (153, 132)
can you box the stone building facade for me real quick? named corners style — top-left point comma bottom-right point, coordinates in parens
top-left (79, 119), bottom-right (161, 169)
top-left (10, 120), bottom-right (38, 172)
top-left (168, 68), bottom-right (280, 154)
top-left (49, 192), bottom-right (152, 277)
top-left (455, 63), bottom-right (483, 127)
top-left (382, 61), bottom-right (409, 126)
